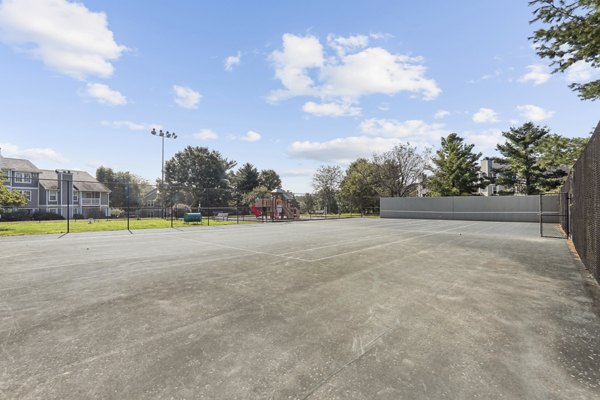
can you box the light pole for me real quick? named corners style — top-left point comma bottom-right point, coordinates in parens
top-left (150, 128), bottom-right (177, 217)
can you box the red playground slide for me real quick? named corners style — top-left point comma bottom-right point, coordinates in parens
top-left (250, 205), bottom-right (262, 217)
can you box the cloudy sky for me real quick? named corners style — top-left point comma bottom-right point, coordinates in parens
top-left (0, 0), bottom-right (598, 192)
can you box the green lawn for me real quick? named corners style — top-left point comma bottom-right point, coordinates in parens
top-left (0, 218), bottom-right (240, 236)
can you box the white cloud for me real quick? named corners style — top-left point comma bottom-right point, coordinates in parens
top-left (472, 108), bottom-right (499, 124)
top-left (268, 33), bottom-right (440, 107)
top-left (224, 51), bottom-right (241, 71)
top-left (463, 129), bottom-right (504, 154)
top-left (101, 120), bottom-right (161, 131)
top-left (327, 33), bottom-right (369, 56)
top-left (516, 104), bottom-right (554, 121)
top-left (192, 129), bottom-right (218, 140)
top-left (269, 33), bottom-right (324, 101)
top-left (241, 130), bottom-right (261, 142)
top-left (173, 85), bottom-right (201, 109)
top-left (564, 60), bottom-right (600, 83)
top-left (288, 136), bottom-right (402, 164)
top-left (360, 118), bottom-right (447, 140)
top-left (85, 83), bottom-right (127, 105)
top-left (279, 168), bottom-right (314, 177)
top-left (467, 70), bottom-right (501, 84)
top-left (0, 0), bottom-right (126, 80)
top-left (302, 101), bottom-right (361, 117)
top-left (0, 142), bottom-right (68, 164)
top-left (519, 64), bottom-right (551, 85)
top-left (434, 110), bottom-right (450, 119)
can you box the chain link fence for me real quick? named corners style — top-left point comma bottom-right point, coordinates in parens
top-left (1, 177), bottom-right (381, 235)
top-left (559, 121), bottom-right (600, 283)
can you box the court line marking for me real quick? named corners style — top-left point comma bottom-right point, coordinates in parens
top-left (310, 221), bottom-right (481, 262)
top-left (159, 233), bottom-right (313, 263)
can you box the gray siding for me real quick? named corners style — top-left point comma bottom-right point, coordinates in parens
top-left (380, 195), bottom-right (559, 223)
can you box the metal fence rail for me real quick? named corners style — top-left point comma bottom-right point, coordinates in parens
top-left (560, 121), bottom-right (600, 283)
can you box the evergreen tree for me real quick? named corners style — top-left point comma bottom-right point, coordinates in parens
top-left (233, 163), bottom-right (260, 194)
top-left (429, 133), bottom-right (486, 196)
top-left (494, 122), bottom-right (563, 194)
top-left (530, 0), bottom-right (600, 100)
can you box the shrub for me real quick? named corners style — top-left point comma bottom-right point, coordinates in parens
top-left (1, 209), bottom-right (33, 221)
top-left (32, 211), bottom-right (65, 221)
top-left (110, 208), bottom-right (124, 218)
top-left (86, 209), bottom-right (106, 219)
top-left (73, 213), bottom-right (85, 220)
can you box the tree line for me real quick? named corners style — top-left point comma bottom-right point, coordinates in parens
top-left (302, 122), bottom-right (589, 214)
top-left (94, 146), bottom-right (283, 210)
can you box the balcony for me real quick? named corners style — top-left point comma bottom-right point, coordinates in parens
top-left (81, 198), bottom-right (101, 206)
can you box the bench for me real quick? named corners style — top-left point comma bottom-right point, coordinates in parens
top-left (215, 212), bottom-right (229, 221)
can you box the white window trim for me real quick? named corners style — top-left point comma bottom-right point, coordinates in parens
top-left (15, 172), bottom-right (32, 183)
top-left (18, 189), bottom-right (32, 202)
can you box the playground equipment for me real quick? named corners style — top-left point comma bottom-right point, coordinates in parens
top-left (250, 204), bottom-right (262, 217)
top-left (249, 188), bottom-right (300, 221)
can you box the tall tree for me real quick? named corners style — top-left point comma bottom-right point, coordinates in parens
top-left (313, 165), bottom-right (343, 213)
top-left (372, 143), bottom-right (430, 197)
top-left (495, 122), bottom-right (564, 194)
top-left (536, 133), bottom-right (590, 170)
top-left (163, 146), bottom-right (236, 207)
top-left (530, 0), bottom-right (600, 100)
top-left (96, 166), bottom-right (148, 208)
top-left (340, 159), bottom-right (379, 212)
top-left (258, 169), bottom-right (282, 190)
top-left (0, 171), bottom-right (28, 208)
top-left (233, 163), bottom-right (260, 194)
top-left (429, 133), bottom-right (486, 196)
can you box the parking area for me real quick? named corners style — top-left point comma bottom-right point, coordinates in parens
top-left (1, 218), bottom-right (599, 399)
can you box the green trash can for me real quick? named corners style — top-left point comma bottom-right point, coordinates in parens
top-left (183, 212), bottom-right (202, 223)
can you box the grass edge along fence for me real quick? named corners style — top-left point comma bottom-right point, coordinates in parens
top-left (560, 120), bottom-right (600, 284)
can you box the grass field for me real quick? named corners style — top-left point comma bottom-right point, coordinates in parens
top-left (0, 218), bottom-right (239, 236)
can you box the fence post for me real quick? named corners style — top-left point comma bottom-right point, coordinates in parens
top-left (66, 178), bottom-right (70, 233)
top-left (170, 194), bottom-right (174, 228)
top-left (126, 183), bottom-right (131, 233)
top-left (539, 193), bottom-right (543, 237)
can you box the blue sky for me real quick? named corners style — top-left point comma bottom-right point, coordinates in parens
top-left (0, 0), bottom-right (598, 193)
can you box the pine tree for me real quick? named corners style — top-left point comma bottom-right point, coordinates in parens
top-left (429, 133), bottom-right (486, 196)
top-left (494, 122), bottom-right (562, 195)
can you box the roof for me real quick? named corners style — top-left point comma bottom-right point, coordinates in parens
top-left (38, 169), bottom-right (59, 190)
top-left (0, 157), bottom-right (41, 173)
top-left (38, 170), bottom-right (110, 193)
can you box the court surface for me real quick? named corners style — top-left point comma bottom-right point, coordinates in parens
top-left (1, 218), bottom-right (599, 399)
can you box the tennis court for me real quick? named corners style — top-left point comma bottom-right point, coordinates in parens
top-left (1, 218), bottom-right (599, 399)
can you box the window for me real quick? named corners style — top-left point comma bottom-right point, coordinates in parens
top-left (73, 191), bottom-right (79, 203)
top-left (49, 191), bottom-right (58, 202)
top-left (48, 208), bottom-right (58, 214)
top-left (147, 200), bottom-right (155, 207)
top-left (15, 172), bottom-right (32, 183)
top-left (18, 190), bottom-right (31, 202)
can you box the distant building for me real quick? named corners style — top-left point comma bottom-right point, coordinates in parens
top-left (0, 150), bottom-right (110, 217)
top-left (478, 157), bottom-right (506, 196)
